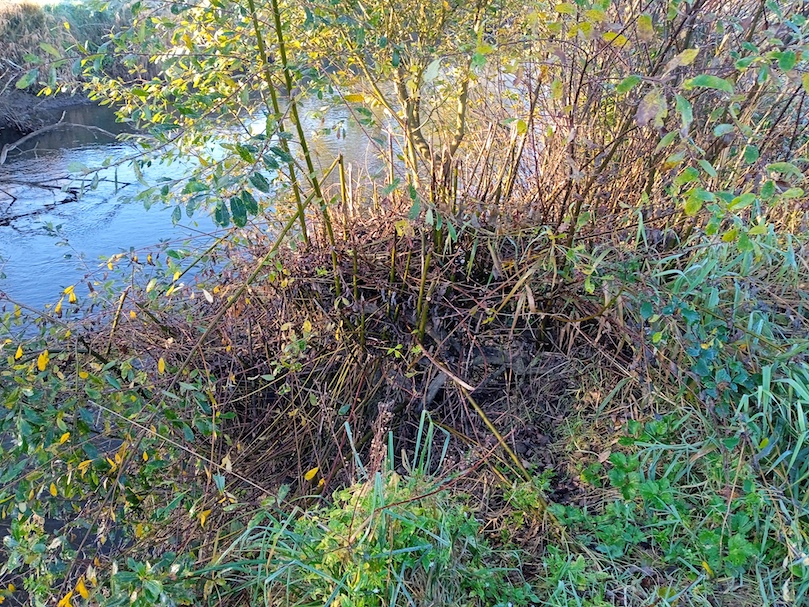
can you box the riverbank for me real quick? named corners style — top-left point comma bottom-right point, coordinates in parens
top-left (0, 89), bottom-right (92, 135)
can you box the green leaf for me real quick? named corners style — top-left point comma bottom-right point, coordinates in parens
top-left (743, 145), bottom-right (759, 164)
top-left (241, 190), bottom-right (258, 214)
top-left (684, 75), bottom-right (734, 94)
top-left (230, 196), bottom-right (247, 227)
top-left (616, 75), bottom-right (641, 94)
top-left (760, 180), bottom-right (776, 198)
top-left (654, 131), bottom-right (677, 153)
top-left (766, 162), bottom-right (803, 179)
top-left (40, 42), bottom-right (61, 58)
top-left (182, 178), bottom-right (207, 194)
top-left (690, 188), bottom-right (715, 202)
top-left (171, 206), bottom-right (182, 223)
top-left (698, 159), bottom-right (717, 178)
top-left (270, 146), bottom-right (293, 164)
top-left (713, 124), bottom-right (734, 136)
top-left (235, 144), bottom-right (256, 163)
top-left (214, 202), bottom-right (230, 227)
top-left (640, 301), bottom-right (654, 320)
top-left (803, 73), bottom-right (809, 94)
top-left (249, 172), bottom-right (271, 193)
top-left (407, 184), bottom-right (420, 220)
top-left (728, 193), bottom-right (756, 210)
top-left (775, 50), bottom-right (797, 72)
top-left (781, 187), bottom-right (803, 199)
top-left (684, 195), bottom-right (703, 216)
top-left (15, 68), bottom-right (38, 89)
top-left (674, 94), bottom-right (693, 132)
top-left (674, 167), bottom-right (699, 187)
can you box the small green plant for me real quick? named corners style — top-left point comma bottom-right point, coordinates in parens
top-left (208, 469), bottom-right (538, 607)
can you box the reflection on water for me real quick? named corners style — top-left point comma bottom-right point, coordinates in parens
top-left (0, 99), bottom-right (388, 310)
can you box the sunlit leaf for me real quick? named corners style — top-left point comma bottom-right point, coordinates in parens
top-left (158, 357), bottom-right (166, 374)
top-left (684, 196), bottom-right (703, 216)
top-left (304, 467), bottom-right (319, 481)
top-left (684, 74), bottom-right (734, 94)
top-left (602, 32), bottom-right (630, 48)
top-left (37, 350), bottom-right (49, 372)
top-left (14, 344), bottom-right (23, 360)
top-left (76, 577), bottom-right (89, 600)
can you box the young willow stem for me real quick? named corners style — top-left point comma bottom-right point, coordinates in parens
top-left (245, 0), bottom-right (308, 243)
top-left (265, 0), bottom-right (340, 294)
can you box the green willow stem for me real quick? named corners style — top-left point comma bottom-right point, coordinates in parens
top-left (245, 0), bottom-right (308, 244)
top-left (264, 0), bottom-right (341, 295)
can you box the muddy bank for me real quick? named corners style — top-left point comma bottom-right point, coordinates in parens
top-left (0, 89), bottom-right (92, 135)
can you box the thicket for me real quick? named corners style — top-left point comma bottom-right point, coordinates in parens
top-left (1, 0), bottom-right (808, 606)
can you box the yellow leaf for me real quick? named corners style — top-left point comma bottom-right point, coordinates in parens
top-left (107, 261), bottom-right (114, 270)
top-left (68, 291), bottom-right (77, 304)
top-left (303, 319), bottom-right (312, 333)
top-left (7, 583), bottom-right (15, 592)
top-left (54, 298), bottom-right (63, 315)
top-left (63, 285), bottom-right (75, 295)
top-left (158, 357), bottom-right (166, 374)
top-left (199, 509), bottom-right (211, 527)
top-left (78, 460), bottom-right (92, 476)
top-left (555, 2), bottom-right (575, 14)
top-left (76, 577), bottom-right (89, 599)
top-left (304, 466), bottom-right (319, 482)
top-left (57, 592), bottom-right (74, 607)
top-left (129, 310), bottom-right (137, 319)
top-left (59, 432), bottom-right (70, 444)
top-left (14, 306), bottom-right (20, 318)
top-left (37, 350), bottom-right (49, 372)
top-left (173, 271), bottom-right (181, 282)
top-left (14, 345), bottom-right (22, 360)
top-left (50, 482), bottom-right (58, 496)
top-left (637, 13), bottom-right (654, 42)
top-left (702, 560), bottom-right (714, 577)
top-left (143, 451), bottom-right (149, 461)
top-left (78, 370), bottom-right (89, 379)
top-left (343, 93), bottom-right (365, 103)
top-left (602, 32), bottom-right (630, 47)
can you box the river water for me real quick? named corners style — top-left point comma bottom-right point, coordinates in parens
top-left (0, 100), bottom-right (386, 312)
